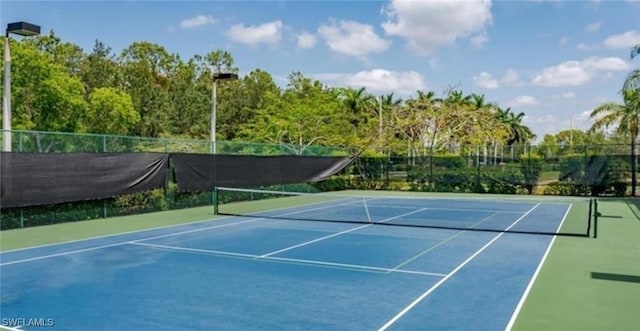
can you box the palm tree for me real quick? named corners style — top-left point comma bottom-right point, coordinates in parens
top-left (622, 44), bottom-right (640, 92)
top-left (339, 87), bottom-right (374, 128)
top-left (590, 89), bottom-right (640, 196)
top-left (378, 93), bottom-right (402, 140)
top-left (495, 107), bottom-right (535, 159)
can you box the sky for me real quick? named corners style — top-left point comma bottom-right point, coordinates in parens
top-left (1, 0), bottom-right (640, 140)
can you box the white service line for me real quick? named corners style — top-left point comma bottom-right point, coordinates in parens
top-left (504, 203), bottom-right (573, 331)
top-left (376, 203), bottom-right (542, 331)
top-left (388, 212), bottom-right (499, 273)
top-left (260, 208), bottom-right (429, 258)
top-left (130, 241), bottom-right (257, 259)
top-left (364, 203), bottom-right (525, 214)
top-left (128, 241), bottom-right (447, 277)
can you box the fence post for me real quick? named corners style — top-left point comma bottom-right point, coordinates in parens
top-left (103, 134), bottom-right (108, 219)
top-left (429, 145), bottom-right (434, 190)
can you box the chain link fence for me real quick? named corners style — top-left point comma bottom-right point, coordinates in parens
top-left (1, 130), bottom-right (636, 229)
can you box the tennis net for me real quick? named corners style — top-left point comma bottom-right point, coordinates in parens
top-left (215, 187), bottom-right (594, 237)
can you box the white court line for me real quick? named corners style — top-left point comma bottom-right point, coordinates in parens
top-left (365, 203), bottom-right (525, 214)
top-left (129, 241), bottom-right (447, 277)
top-left (0, 198), bottom-right (361, 267)
top-left (266, 255), bottom-right (446, 277)
top-left (260, 207), bottom-right (429, 258)
top-left (131, 241), bottom-right (258, 259)
top-left (0, 193), bottom-right (356, 254)
top-left (0, 218), bottom-right (261, 267)
top-left (376, 202), bottom-right (542, 331)
top-left (388, 212), bottom-right (499, 273)
top-left (504, 203), bottom-right (573, 331)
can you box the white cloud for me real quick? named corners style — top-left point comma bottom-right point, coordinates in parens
top-left (551, 92), bottom-right (576, 100)
top-left (508, 96), bottom-right (538, 107)
top-left (314, 69), bottom-right (427, 95)
top-left (227, 21), bottom-right (284, 47)
top-left (524, 111), bottom-right (595, 140)
top-left (577, 43), bottom-right (599, 51)
top-left (180, 15), bottom-right (216, 29)
top-left (532, 56), bottom-right (629, 87)
top-left (297, 32), bottom-right (317, 49)
top-left (473, 72), bottom-right (499, 89)
top-left (473, 69), bottom-right (522, 89)
top-left (318, 19), bottom-right (390, 57)
top-left (585, 21), bottom-right (601, 32)
top-left (603, 30), bottom-right (640, 49)
top-left (470, 31), bottom-right (489, 48)
top-left (501, 69), bottom-right (523, 87)
top-left (559, 36), bottom-right (569, 45)
top-left (381, 0), bottom-right (492, 55)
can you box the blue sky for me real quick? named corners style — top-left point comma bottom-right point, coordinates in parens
top-left (2, 0), bottom-right (640, 140)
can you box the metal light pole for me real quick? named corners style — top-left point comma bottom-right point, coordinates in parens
top-left (3, 22), bottom-right (40, 152)
top-left (210, 72), bottom-right (238, 154)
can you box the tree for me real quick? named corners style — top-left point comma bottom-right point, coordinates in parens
top-left (119, 42), bottom-right (176, 137)
top-left (82, 87), bottom-right (139, 135)
top-left (0, 37), bottom-right (87, 133)
top-left (241, 73), bottom-right (347, 154)
top-left (218, 69), bottom-right (279, 140)
top-left (81, 40), bottom-right (121, 93)
top-left (339, 86), bottom-right (375, 129)
top-left (622, 44), bottom-right (640, 92)
top-left (589, 89), bottom-right (640, 196)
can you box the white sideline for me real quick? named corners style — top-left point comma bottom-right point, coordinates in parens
top-left (0, 193), bottom-right (357, 254)
top-left (129, 241), bottom-right (447, 277)
top-left (0, 197), bottom-right (360, 267)
top-left (0, 218), bottom-right (261, 267)
top-left (376, 203), bottom-right (542, 331)
top-left (504, 203), bottom-right (573, 331)
top-left (260, 207), bottom-right (429, 258)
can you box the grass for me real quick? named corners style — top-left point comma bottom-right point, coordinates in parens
top-left (1, 192), bottom-right (637, 330)
top-left (511, 197), bottom-right (640, 330)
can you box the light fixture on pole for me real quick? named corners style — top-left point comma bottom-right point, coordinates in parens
top-left (210, 72), bottom-right (238, 153)
top-left (3, 21), bottom-right (40, 152)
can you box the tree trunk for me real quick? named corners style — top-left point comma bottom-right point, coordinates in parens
top-left (632, 135), bottom-right (638, 196)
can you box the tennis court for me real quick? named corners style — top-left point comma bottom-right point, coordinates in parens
top-left (0, 190), bottom-right (592, 330)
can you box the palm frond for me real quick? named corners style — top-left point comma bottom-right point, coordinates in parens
top-left (623, 68), bottom-right (640, 92)
top-left (589, 102), bottom-right (623, 118)
top-left (592, 112), bottom-right (623, 131)
top-left (632, 44), bottom-right (640, 59)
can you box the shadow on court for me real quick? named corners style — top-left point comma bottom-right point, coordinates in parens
top-left (591, 272), bottom-right (640, 284)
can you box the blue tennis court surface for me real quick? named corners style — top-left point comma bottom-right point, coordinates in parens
top-left (0, 196), bottom-right (574, 330)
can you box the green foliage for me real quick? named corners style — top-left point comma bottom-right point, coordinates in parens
top-left (83, 87), bottom-right (139, 135)
top-left (542, 182), bottom-right (587, 196)
top-left (520, 154), bottom-right (542, 194)
top-left (406, 167), bottom-right (524, 194)
top-left (432, 154), bottom-right (466, 169)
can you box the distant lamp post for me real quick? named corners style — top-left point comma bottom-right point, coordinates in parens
top-left (210, 72), bottom-right (238, 153)
top-left (3, 21), bottom-right (41, 152)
